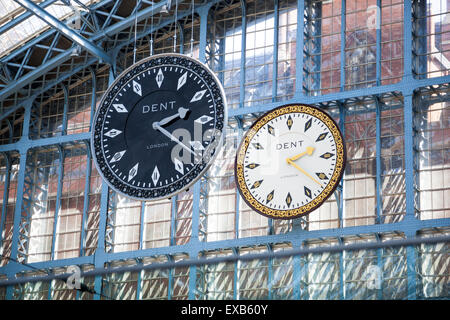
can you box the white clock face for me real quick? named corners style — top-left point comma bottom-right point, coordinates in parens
top-left (235, 104), bottom-right (346, 219)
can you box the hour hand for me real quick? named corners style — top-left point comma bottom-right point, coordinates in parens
top-left (288, 146), bottom-right (315, 162)
top-left (156, 107), bottom-right (190, 127)
top-left (152, 122), bottom-right (195, 156)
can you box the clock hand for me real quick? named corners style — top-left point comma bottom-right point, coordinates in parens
top-left (156, 107), bottom-right (190, 127)
top-left (286, 158), bottom-right (323, 187)
top-left (152, 122), bottom-right (196, 156)
top-left (288, 146), bottom-right (315, 162)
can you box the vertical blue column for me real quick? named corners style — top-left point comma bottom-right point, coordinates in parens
top-left (92, 65), bottom-right (116, 300)
top-left (403, 0), bottom-right (413, 81)
top-left (338, 237), bottom-right (345, 299)
top-left (267, 244), bottom-right (273, 300)
top-left (139, 202), bottom-right (146, 249)
top-left (239, 0), bottom-right (247, 108)
top-left (292, 253), bottom-right (301, 299)
top-left (375, 97), bottom-right (382, 224)
top-left (170, 197), bottom-right (177, 246)
top-left (167, 255), bottom-right (173, 300)
top-left (403, 2), bottom-right (417, 300)
top-left (188, 3), bottom-right (212, 299)
top-left (312, 2), bottom-right (322, 94)
top-left (50, 145), bottom-right (64, 261)
top-left (80, 141), bottom-right (91, 258)
top-left (61, 84), bottom-right (69, 136)
top-left (375, 0), bottom-right (381, 86)
top-left (375, 234), bottom-right (383, 300)
top-left (6, 98), bottom-right (32, 299)
top-left (300, 240), bottom-right (309, 300)
top-left (294, 0), bottom-right (305, 97)
top-left (0, 153), bottom-right (10, 249)
top-left (80, 68), bottom-right (96, 259)
top-left (235, 118), bottom-right (243, 239)
top-left (404, 92), bottom-right (417, 300)
top-left (406, 233), bottom-right (417, 300)
top-left (340, 0), bottom-right (346, 92)
top-left (403, 91), bottom-right (415, 222)
top-left (338, 102), bottom-right (345, 227)
top-left (414, 0), bottom-right (428, 78)
top-left (233, 247), bottom-right (239, 299)
top-left (271, 0), bottom-right (279, 102)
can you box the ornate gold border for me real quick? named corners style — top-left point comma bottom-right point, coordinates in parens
top-left (235, 104), bottom-right (346, 219)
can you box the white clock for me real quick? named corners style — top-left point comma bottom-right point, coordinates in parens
top-left (235, 104), bottom-right (346, 219)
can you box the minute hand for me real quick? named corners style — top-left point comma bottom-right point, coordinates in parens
top-left (286, 159), bottom-right (323, 187)
top-left (152, 122), bottom-right (195, 156)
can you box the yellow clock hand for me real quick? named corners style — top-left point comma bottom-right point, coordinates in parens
top-left (288, 146), bottom-right (315, 162)
top-left (286, 158), bottom-right (323, 187)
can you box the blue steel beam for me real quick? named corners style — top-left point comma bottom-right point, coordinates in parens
top-left (0, 0), bottom-right (221, 110)
top-left (13, 0), bottom-right (113, 66)
top-left (0, 0), bottom-right (116, 65)
top-left (0, 56), bottom-right (98, 125)
top-left (0, 0), bottom-right (58, 36)
top-left (2, 234), bottom-right (449, 288)
top-left (0, 0), bottom-right (184, 103)
top-left (228, 72), bottom-right (450, 117)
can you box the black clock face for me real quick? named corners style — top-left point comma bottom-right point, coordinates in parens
top-left (92, 54), bottom-right (227, 200)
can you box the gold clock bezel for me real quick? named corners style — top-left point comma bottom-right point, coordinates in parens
top-left (235, 103), bottom-right (346, 220)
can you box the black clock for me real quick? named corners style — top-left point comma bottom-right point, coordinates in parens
top-left (91, 53), bottom-right (227, 200)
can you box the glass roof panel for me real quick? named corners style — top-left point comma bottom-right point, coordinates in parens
top-left (0, 0), bottom-right (100, 59)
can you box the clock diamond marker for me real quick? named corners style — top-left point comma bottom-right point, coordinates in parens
top-left (267, 124), bottom-right (275, 136)
top-left (156, 69), bottom-right (164, 88)
top-left (320, 152), bottom-right (335, 159)
top-left (128, 163), bottom-right (139, 182)
top-left (251, 180), bottom-right (263, 189)
top-left (195, 115), bottom-right (213, 124)
top-left (286, 192), bottom-right (292, 207)
top-left (316, 132), bottom-right (329, 142)
top-left (190, 141), bottom-right (205, 151)
top-left (266, 190), bottom-right (275, 203)
top-left (104, 129), bottom-right (122, 138)
top-left (305, 118), bottom-right (312, 132)
top-left (174, 158), bottom-right (184, 175)
top-left (110, 150), bottom-right (126, 163)
top-left (252, 143), bottom-right (264, 150)
top-left (132, 80), bottom-right (142, 96)
top-left (316, 172), bottom-right (328, 180)
top-left (190, 89), bottom-right (207, 103)
top-left (287, 116), bottom-right (293, 130)
top-left (245, 163), bottom-right (259, 169)
top-left (112, 103), bottom-right (128, 113)
top-left (177, 72), bottom-right (188, 90)
top-left (151, 166), bottom-right (160, 186)
top-left (304, 186), bottom-right (312, 198)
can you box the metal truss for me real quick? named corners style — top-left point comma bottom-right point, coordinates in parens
top-left (0, 0), bottom-right (209, 112)
top-left (0, 0), bottom-right (449, 300)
